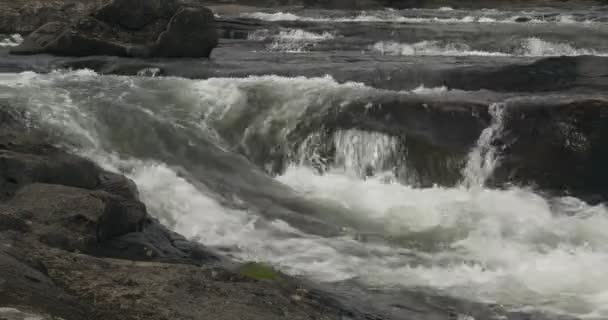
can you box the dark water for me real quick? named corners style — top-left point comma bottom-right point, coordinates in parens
top-left (1, 5), bottom-right (608, 320)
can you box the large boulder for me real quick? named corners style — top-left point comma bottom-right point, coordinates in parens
top-left (490, 98), bottom-right (608, 201)
top-left (1, 183), bottom-right (147, 252)
top-left (0, 0), bottom-right (104, 35)
top-left (11, 19), bottom-right (129, 56)
top-left (94, 0), bottom-right (171, 30)
top-left (153, 7), bottom-right (219, 58)
top-left (10, 0), bottom-right (218, 58)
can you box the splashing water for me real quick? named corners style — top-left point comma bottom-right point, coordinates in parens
top-left (4, 71), bottom-right (608, 318)
top-left (333, 129), bottom-right (399, 178)
top-left (461, 103), bottom-right (506, 188)
top-left (0, 34), bottom-right (23, 47)
top-left (372, 38), bottom-right (608, 57)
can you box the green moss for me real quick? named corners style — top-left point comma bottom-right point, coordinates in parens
top-left (238, 262), bottom-right (281, 281)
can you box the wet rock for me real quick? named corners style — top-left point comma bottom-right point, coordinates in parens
top-left (491, 98), bottom-right (608, 201)
top-left (93, 0), bottom-right (171, 30)
top-left (90, 219), bottom-right (222, 264)
top-left (10, 0), bottom-right (218, 58)
top-left (0, 249), bottom-right (90, 319)
top-left (0, 0), bottom-right (104, 35)
top-left (0, 146), bottom-right (100, 200)
top-left (444, 56), bottom-right (608, 93)
top-left (98, 171), bottom-right (140, 200)
top-left (1, 183), bottom-right (146, 252)
top-left (153, 7), bottom-right (219, 58)
top-left (514, 16), bottom-right (532, 23)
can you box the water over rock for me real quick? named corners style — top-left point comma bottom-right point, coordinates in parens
top-left (9, 0), bottom-right (218, 58)
top-left (0, 107), bottom-right (385, 320)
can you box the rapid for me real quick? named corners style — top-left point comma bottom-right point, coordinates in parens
top-left (1, 3), bottom-right (608, 320)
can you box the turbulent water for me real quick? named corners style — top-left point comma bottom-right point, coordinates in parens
top-left (2, 4), bottom-right (608, 320)
top-left (0, 34), bottom-right (23, 48)
top-left (371, 37), bottom-right (608, 57)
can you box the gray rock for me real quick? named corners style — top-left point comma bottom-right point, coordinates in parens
top-left (94, 0), bottom-right (169, 30)
top-left (10, 0), bottom-right (218, 58)
top-left (153, 7), bottom-right (219, 58)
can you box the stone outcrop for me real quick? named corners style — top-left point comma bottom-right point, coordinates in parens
top-left (9, 0), bottom-right (218, 58)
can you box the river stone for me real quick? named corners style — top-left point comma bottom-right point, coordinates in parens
top-left (94, 0), bottom-right (169, 30)
top-left (10, 0), bottom-right (218, 58)
top-left (153, 7), bottom-right (219, 58)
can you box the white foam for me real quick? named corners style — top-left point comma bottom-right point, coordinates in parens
top-left (277, 165), bottom-right (608, 318)
top-left (5, 70), bottom-right (608, 317)
top-left (270, 29), bottom-right (335, 52)
top-left (461, 103), bottom-right (506, 188)
top-left (0, 34), bottom-right (23, 47)
top-left (411, 84), bottom-right (449, 95)
top-left (521, 37), bottom-right (608, 57)
top-left (249, 29), bottom-right (335, 52)
top-left (243, 12), bottom-right (301, 21)
top-left (242, 11), bottom-right (600, 25)
top-left (332, 129), bottom-right (399, 177)
top-left (372, 38), bottom-right (608, 57)
top-left (279, 29), bottom-right (334, 41)
top-left (372, 41), bottom-right (510, 57)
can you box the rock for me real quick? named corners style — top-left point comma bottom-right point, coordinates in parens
top-left (0, 0), bottom-right (104, 35)
top-left (514, 16), bottom-right (532, 23)
top-left (10, 17), bottom-right (130, 57)
top-left (8, 22), bottom-right (67, 55)
top-left (491, 98), bottom-right (608, 201)
top-left (94, 0), bottom-right (170, 30)
top-left (0, 146), bottom-right (101, 200)
top-left (153, 7), bottom-right (219, 58)
top-left (0, 249), bottom-right (90, 319)
top-left (0, 183), bottom-right (146, 251)
top-left (90, 220), bottom-right (223, 264)
top-left (10, 0), bottom-right (218, 58)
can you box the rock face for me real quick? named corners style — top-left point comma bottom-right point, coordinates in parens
top-left (491, 98), bottom-right (608, 202)
top-left (9, 0), bottom-right (219, 58)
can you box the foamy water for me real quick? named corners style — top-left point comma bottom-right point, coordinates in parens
top-left (249, 29), bottom-right (336, 52)
top-left (242, 10), bottom-right (600, 25)
top-left (372, 40), bottom-right (510, 57)
top-left (98, 151), bottom-right (608, 319)
top-left (3, 70), bottom-right (608, 318)
top-left (372, 38), bottom-right (608, 57)
top-left (0, 34), bottom-right (23, 47)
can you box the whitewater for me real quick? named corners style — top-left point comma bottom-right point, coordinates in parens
top-left (2, 69), bottom-right (608, 318)
top-left (2, 3), bottom-right (608, 319)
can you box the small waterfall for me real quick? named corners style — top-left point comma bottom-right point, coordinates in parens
top-left (296, 129), bottom-right (400, 178)
top-left (333, 129), bottom-right (399, 177)
top-left (461, 103), bottom-right (507, 188)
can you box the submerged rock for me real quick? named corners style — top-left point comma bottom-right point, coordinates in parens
top-left (10, 0), bottom-right (218, 58)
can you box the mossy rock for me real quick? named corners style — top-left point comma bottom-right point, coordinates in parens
top-left (238, 262), bottom-right (281, 281)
